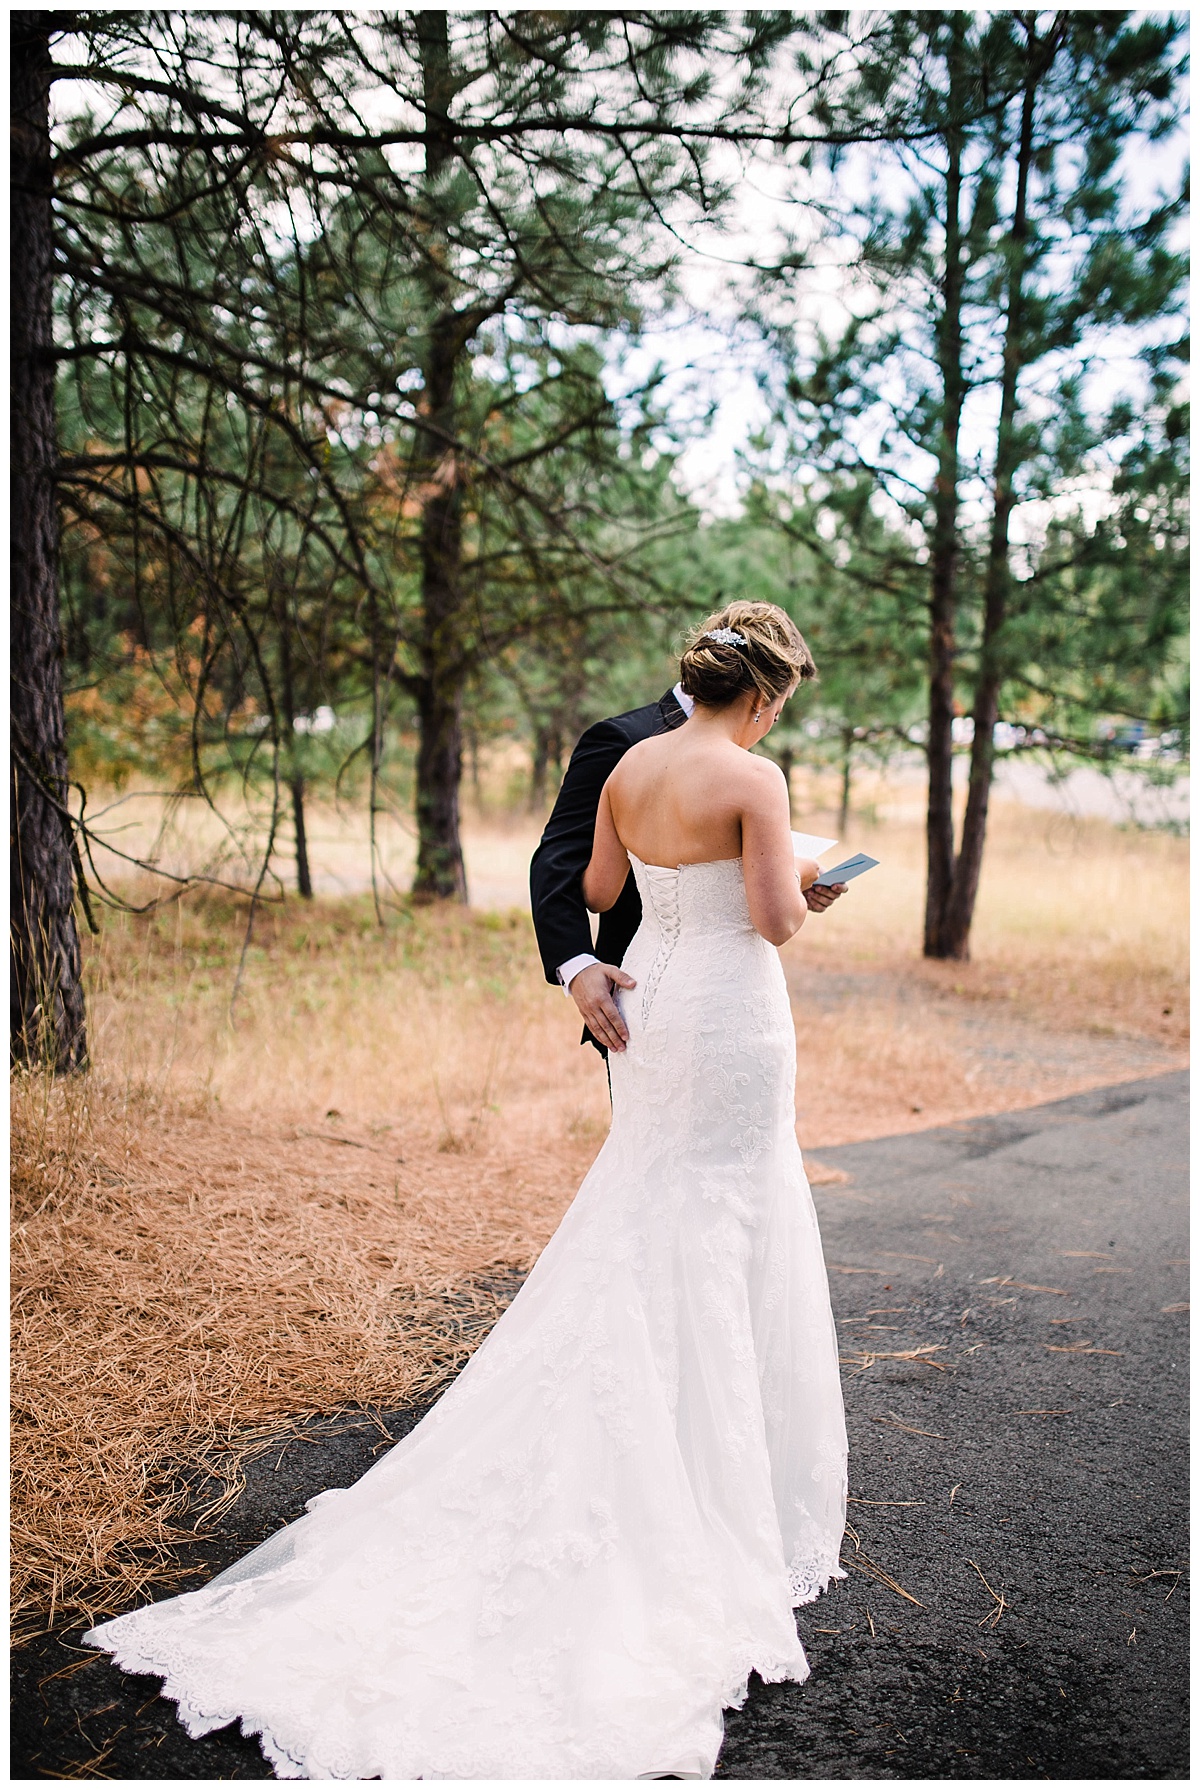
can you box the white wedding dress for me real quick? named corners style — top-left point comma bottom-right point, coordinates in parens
top-left (84, 855), bottom-right (848, 1780)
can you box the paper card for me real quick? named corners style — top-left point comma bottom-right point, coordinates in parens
top-left (791, 831), bottom-right (838, 859)
top-left (814, 853), bottom-right (879, 887)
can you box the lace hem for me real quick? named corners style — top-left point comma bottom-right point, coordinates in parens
top-left (788, 1550), bottom-right (847, 1608)
top-left (84, 1613), bottom-right (819, 1780)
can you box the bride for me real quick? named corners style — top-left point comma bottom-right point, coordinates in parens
top-left (84, 602), bottom-right (849, 1781)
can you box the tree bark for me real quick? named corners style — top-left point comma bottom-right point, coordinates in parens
top-left (772, 745), bottom-right (794, 820)
top-left (290, 773), bottom-right (313, 899)
top-left (275, 583), bottom-right (314, 900)
top-left (530, 725), bottom-right (551, 811)
top-left (411, 12), bottom-right (470, 902)
top-left (937, 30), bottom-right (1040, 959)
top-left (11, 12), bottom-right (88, 1071)
top-left (413, 675), bottom-right (466, 901)
top-left (837, 727), bottom-right (853, 835)
top-left (923, 17), bottom-right (968, 960)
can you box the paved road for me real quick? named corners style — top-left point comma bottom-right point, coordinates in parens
top-left (12, 1072), bottom-right (1188, 1780)
top-left (720, 1068), bottom-right (1189, 1780)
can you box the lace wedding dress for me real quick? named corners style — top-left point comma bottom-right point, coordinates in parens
top-left (84, 855), bottom-right (848, 1779)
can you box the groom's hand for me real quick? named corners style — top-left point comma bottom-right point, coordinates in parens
top-left (569, 962), bottom-right (636, 1053)
top-left (804, 881), bottom-right (846, 913)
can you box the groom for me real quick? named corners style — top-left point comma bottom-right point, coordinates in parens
top-left (530, 678), bottom-right (843, 1055)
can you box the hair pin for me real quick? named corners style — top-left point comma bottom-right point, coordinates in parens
top-left (703, 627), bottom-right (746, 646)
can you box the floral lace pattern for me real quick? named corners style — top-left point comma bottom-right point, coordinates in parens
top-left (84, 856), bottom-right (848, 1780)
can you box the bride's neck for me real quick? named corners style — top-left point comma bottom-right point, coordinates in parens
top-left (687, 697), bottom-right (759, 749)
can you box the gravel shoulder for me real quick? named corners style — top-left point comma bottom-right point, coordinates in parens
top-left (12, 1072), bottom-right (1188, 1781)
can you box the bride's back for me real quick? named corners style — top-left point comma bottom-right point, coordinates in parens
top-left (606, 728), bottom-right (767, 868)
top-left (584, 603), bottom-right (819, 946)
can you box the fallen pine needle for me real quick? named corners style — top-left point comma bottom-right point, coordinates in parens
top-left (968, 1559), bottom-right (1009, 1628)
top-left (37, 1654), bottom-right (103, 1687)
top-left (980, 1276), bottom-right (1069, 1295)
top-left (847, 1554), bottom-right (924, 1608)
top-left (872, 1412), bottom-right (948, 1439)
top-left (1131, 1569), bottom-right (1182, 1600)
top-left (841, 1344), bottom-right (948, 1375)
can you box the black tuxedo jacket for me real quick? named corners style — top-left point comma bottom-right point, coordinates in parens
top-left (529, 688), bottom-right (688, 1051)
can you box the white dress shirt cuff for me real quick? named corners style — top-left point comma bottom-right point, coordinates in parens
top-left (558, 953), bottom-right (600, 993)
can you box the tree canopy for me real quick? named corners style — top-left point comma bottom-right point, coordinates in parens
top-left (11, 8), bottom-right (1189, 1067)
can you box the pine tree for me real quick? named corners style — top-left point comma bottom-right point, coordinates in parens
top-left (43, 10), bottom-right (800, 916)
top-left (757, 9), bottom-right (1187, 957)
top-left (11, 12), bottom-right (88, 1069)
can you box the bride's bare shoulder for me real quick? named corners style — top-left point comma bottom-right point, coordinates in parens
top-left (727, 748), bottom-right (788, 800)
top-left (607, 733), bottom-right (669, 784)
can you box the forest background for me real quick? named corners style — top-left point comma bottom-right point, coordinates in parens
top-left (10, 10), bottom-right (1190, 1638)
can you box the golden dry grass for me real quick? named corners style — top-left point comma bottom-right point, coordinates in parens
top-left (11, 766), bottom-right (1188, 1636)
top-left (780, 769), bottom-right (1188, 1140)
top-left (11, 900), bottom-right (600, 1638)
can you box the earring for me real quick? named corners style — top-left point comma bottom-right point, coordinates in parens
top-left (753, 707), bottom-right (763, 723)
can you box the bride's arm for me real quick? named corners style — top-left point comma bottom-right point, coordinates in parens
top-left (740, 761), bottom-right (808, 945)
top-left (582, 781), bottom-right (630, 913)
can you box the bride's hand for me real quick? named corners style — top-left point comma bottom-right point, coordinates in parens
top-left (569, 961), bottom-right (637, 1053)
top-left (804, 881), bottom-right (846, 912)
top-left (794, 855), bottom-right (820, 891)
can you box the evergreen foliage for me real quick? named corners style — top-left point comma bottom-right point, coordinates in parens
top-left (750, 9), bottom-right (1188, 957)
top-left (10, 9), bottom-right (1189, 1065)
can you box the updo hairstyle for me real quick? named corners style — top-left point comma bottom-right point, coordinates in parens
top-left (679, 601), bottom-right (817, 710)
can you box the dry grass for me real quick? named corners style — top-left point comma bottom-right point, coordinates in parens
top-left (793, 768), bottom-right (1188, 1044)
top-left (11, 768), bottom-right (1188, 1636)
top-left (12, 899), bottom-right (602, 1639)
top-left (777, 766), bottom-right (1188, 1141)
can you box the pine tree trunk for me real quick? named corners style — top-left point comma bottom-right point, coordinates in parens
top-left (413, 675), bottom-right (466, 901)
top-left (937, 41), bottom-right (1039, 960)
top-left (410, 12), bottom-right (469, 903)
top-left (776, 746), bottom-right (794, 820)
top-left (923, 18), bottom-right (967, 960)
top-left (529, 727), bottom-right (551, 811)
top-left (275, 585), bottom-right (313, 901)
top-left (10, 13), bottom-right (88, 1071)
top-left (468, 725), bottom-right (481, 798)
top-left (837, 729), bottom-right (853, 835)
top-left (290, 773), bottom-right (313, 899)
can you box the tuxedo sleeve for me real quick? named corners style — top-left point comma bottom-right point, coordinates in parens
top-left (529, 717), bottom-right (631, 986)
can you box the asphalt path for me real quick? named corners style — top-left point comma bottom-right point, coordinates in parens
top-left (12, 1071), bottom-right (1188, 1780)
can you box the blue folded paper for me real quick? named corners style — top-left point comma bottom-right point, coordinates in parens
top-left (813, 852), bottom-right (879, 887)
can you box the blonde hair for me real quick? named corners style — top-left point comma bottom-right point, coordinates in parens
top-left (679, 601), bottom-right (816, 709)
